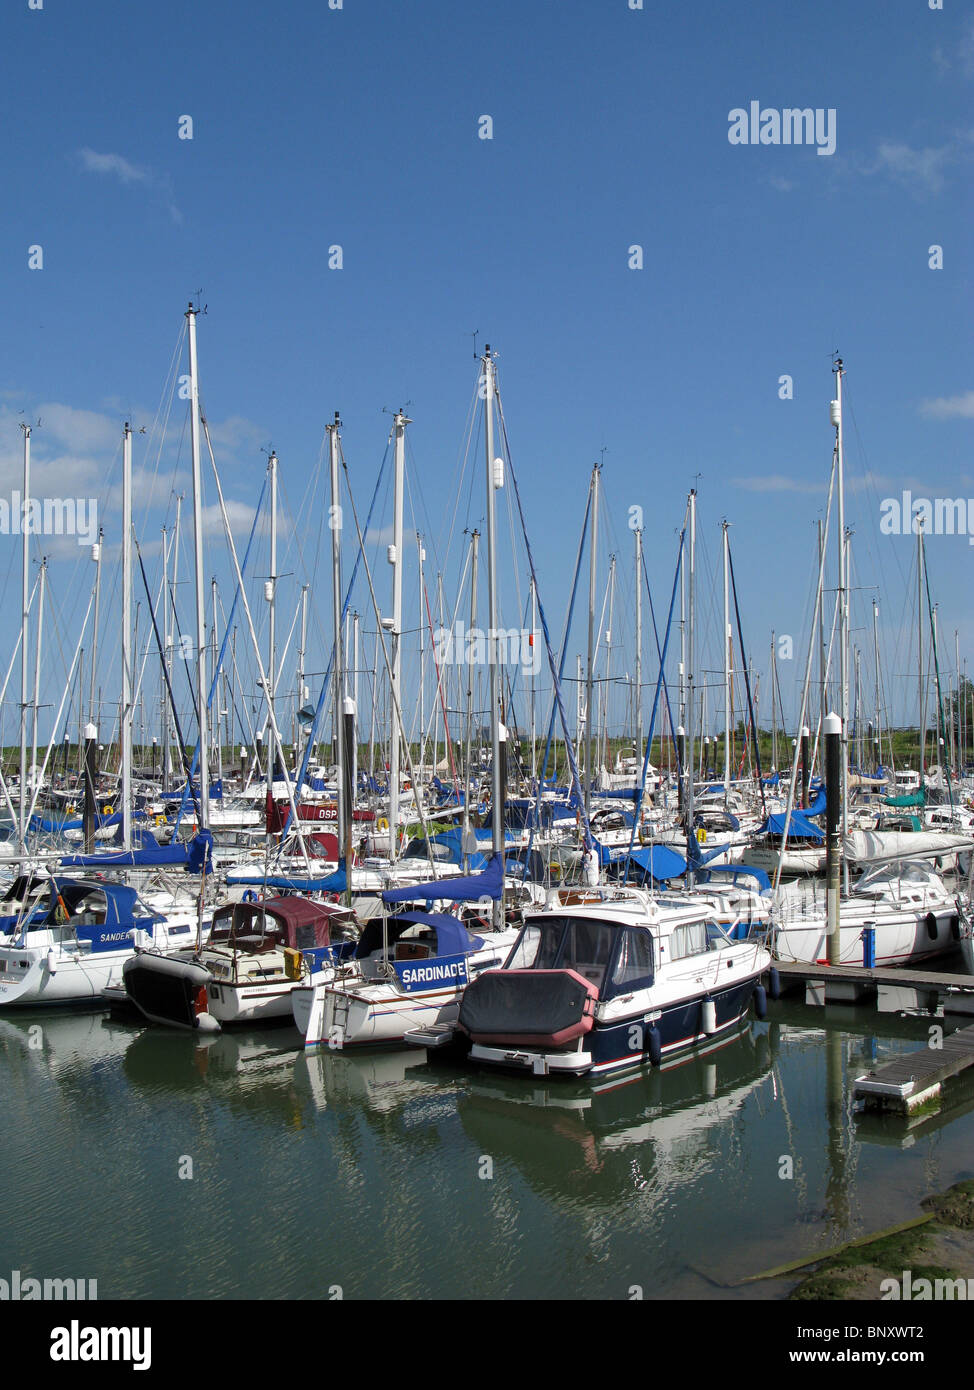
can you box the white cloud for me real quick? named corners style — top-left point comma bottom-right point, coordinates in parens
top-left (919, 391), bottom-right (974, 420)
top-left (731, 475), bottom-right (824, 495)
top-left (836, 129), bottom-right (974, 196)
top-left (77, 147), bottom-right (183, 225)
top-left (78, 148), bottom-right (150, 185)
top-left (959, 18), bottom-right (974, 77)
top-left (200, 499), bottom-right (266, 538)
top-left (35, 402), bottom-right (120, 453)
top-left (871, 140), bottom-right (954, 195)
top-left (206, 415), bottom-right (269, 453)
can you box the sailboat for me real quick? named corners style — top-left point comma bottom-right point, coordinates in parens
top-left (766, 361), bottom-right (967, 967)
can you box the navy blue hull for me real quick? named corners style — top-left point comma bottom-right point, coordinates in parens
top-left (465, 974), bottom-right (762, 1079)
top-left (585, 976), bottom-right (760, 1075)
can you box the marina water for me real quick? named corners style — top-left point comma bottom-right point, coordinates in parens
top-left (4, 987), bottom-right (974, 1301)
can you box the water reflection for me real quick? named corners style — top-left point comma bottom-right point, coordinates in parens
top-left (1, 1001), bottom-right (974, 1298)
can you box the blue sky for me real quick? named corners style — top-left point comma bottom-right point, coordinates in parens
top-left (1, 0), bottom-right (972, 755)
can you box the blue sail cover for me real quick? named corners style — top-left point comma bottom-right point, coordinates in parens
top-left (228, 859), bottom-right (348, 893)
top-left (382, 852), bottom-right (504, 904)
top-left (622, 844), bottom-right (688, 881)
top-left (758, 809), bottom-right (824, 840)
top-left (60, 830), bottom-right (214, 873)
top-left (29, 810), bottom-right (141, 834)
top-left (422, 827), bottom-right (518, 869)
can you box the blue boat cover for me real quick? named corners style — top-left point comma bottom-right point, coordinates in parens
top-left (30, 810), bottom-right (137, 833)
top-left (60, 829), bottom-right (214, 873)
top-left (382, 852), bottom-right (503, 904)
top-left (694, 864), bottom-right (773, 894)
top-left (229, 860), bottom-right (348, 893)
top-left (391, 910), bottom-right (485, 956)
top-left (623, 844), bottom-right (688, 880)
top-left (758, 809), bottom-right (824, 840)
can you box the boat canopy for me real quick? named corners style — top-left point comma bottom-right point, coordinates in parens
top-left (693, 864), bottom-right (773, 894)
top-left (210, 896), bottom-right (339, 949)
top-left (356, 910), bottom-right (484, 959)
top-left (381, 852), bottom-right (504, 904)
top-left (47, 879), bottom-right (153, 924)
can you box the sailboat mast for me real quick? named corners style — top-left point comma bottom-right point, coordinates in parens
top-left (635, 524), bottom-right (643, 753)
top-left (417, 533), bottom-right (425, 779)
top-left (722, 520), bottom-right (731, 795)
top-left (955, 629), bottom-right (961, 776)
top-left (817, 519), bottom-right (826, 731)
top-left (530, 575), bottom-right (537, 782)
top-left (352, 610), bottom-right (360, 801)
top-left (686, 490), bottom-right (697, 872)
top-left (917, 522), bottom-right (925, 773)
top-left (122, 423), bottom-right (133, 850)
top-left (462, 529), bottom-right (480, 874)
top-left (31, 558), bottom-right (46, 793)
top-left (18, 424), bottom-right (30, 859)
top-left (604, 554), bottom-right (615, 774)
top-left (483, 350), bottom-right (505, 902)
top-left (266, 450), bottom-right (278, 813)
top-left (585, 462), bottom-right (599, 824)
top-left (388, 409), bottom-right (408, 861)
top-left (327, 416), bottom-right (346, 861)
top-left (831, 360), bottom-right (849, 883)
top-left (186, 303), bottom-right (209, 821)
top-left (770, 631), bottom-right (778, 773)
top-left (873, 598), bottom-right (881, 773)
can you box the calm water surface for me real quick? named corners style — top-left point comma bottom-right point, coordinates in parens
top-left (2, 990), bottom-right (974, 1300)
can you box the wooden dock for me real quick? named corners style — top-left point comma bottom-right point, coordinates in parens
top-left (768, 960), bottom-right (974, 1013)
top-left (854, 1022), bottom-right (974, 1114)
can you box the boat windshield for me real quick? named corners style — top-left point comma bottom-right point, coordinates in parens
top-left (505, 915), bottom-right (615, 989)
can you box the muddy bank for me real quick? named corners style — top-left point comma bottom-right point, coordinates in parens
top-left (789, 1180), bottom-right (974, 1299)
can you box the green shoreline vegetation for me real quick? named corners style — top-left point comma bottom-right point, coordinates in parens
top-left (788, 1180), bottom-right (974, 1300)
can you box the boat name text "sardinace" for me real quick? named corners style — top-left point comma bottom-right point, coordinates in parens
top-left (397, 959), bottom-right (468, 988)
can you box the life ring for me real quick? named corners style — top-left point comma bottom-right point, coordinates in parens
top-left (155, 813), bottom-right (166, 827)
top-left (103, 804), bottom-right (114, 816)
top-left (376, 816), bottom-right (390, 832)
top-left (242, 889), bottom-right (258, 904)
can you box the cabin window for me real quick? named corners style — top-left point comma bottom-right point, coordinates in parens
top-left (668, 921), bottom-right (710, 961)
top-left (504, 916), bottom-right (615, 988)
top-left (606, 929), bottom-right (654, 996)
top-left (560, 918), bottom-right (613, 988)
top-left (506, 924), bottom-right (543, 970)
